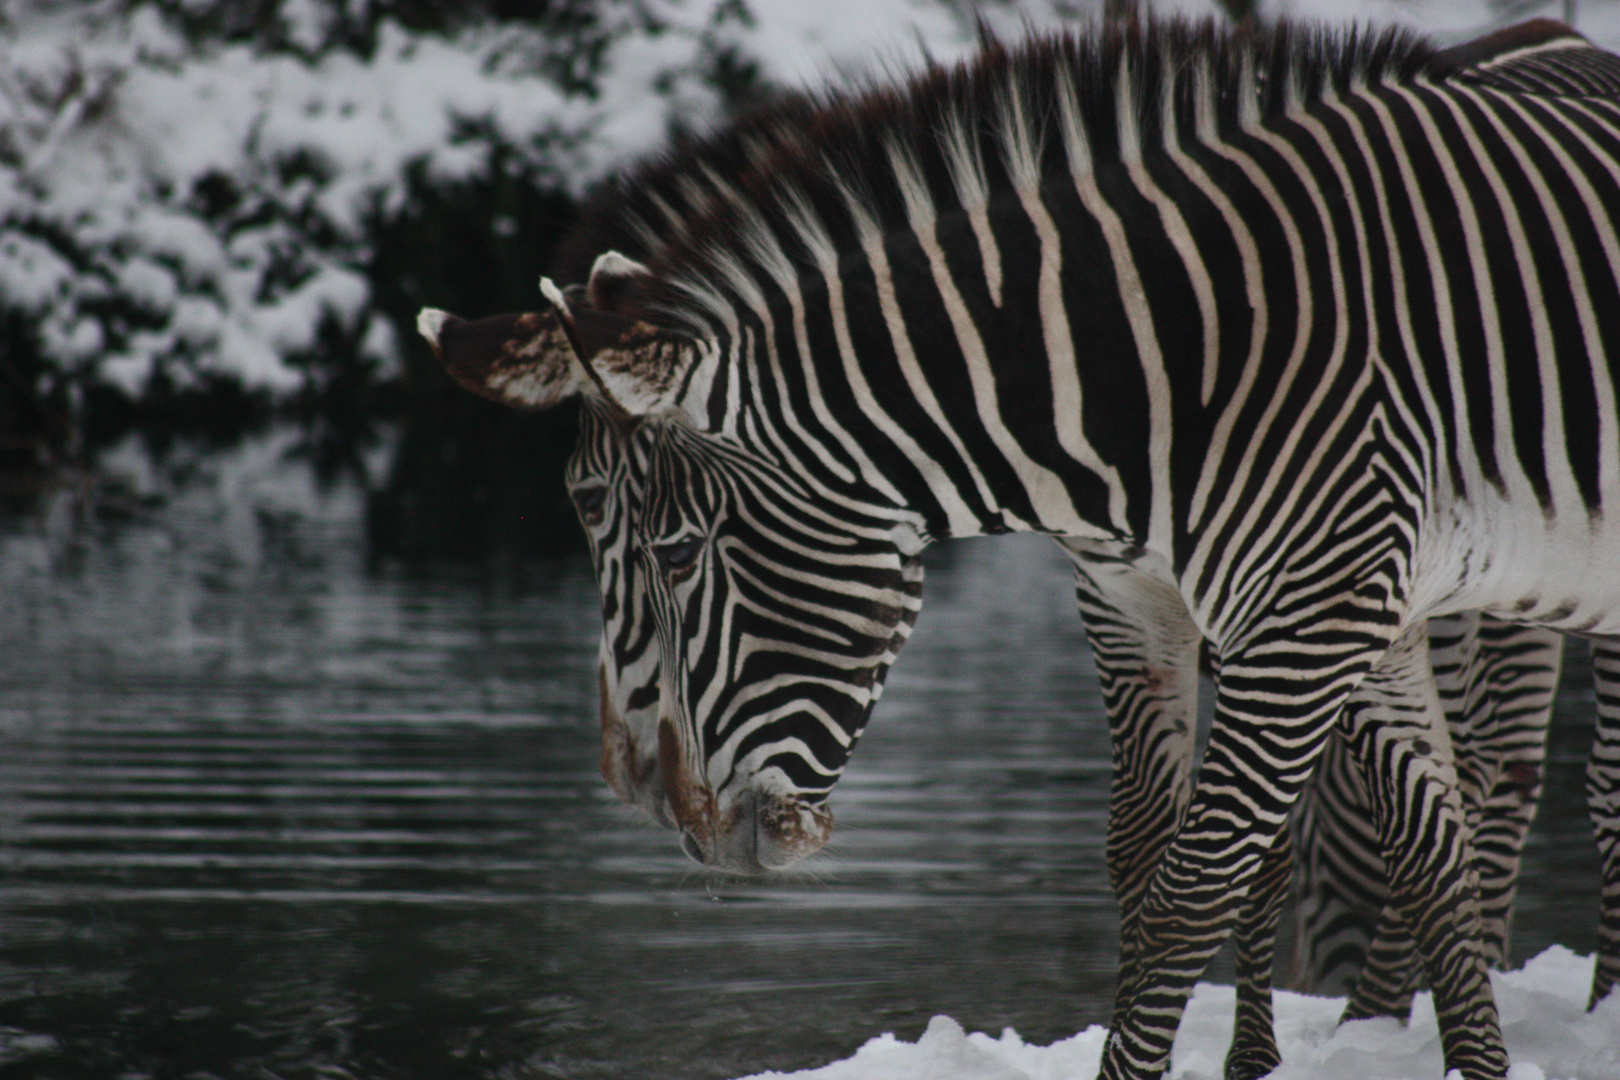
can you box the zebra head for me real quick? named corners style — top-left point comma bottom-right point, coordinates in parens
top-left (420, 266), bottom-right (925, 873)
top-left (633, 419), bottom-right (925, 872)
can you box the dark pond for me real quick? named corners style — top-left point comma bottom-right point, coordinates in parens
top-left (0, 430), bottom-right (1602, 1079)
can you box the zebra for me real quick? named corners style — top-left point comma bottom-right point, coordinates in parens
top-left (419, 19), bottom-right (1620, 1079)
top-left (423, 300), bottom-right (1596, 1074)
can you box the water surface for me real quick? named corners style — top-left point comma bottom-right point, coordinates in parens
top-left (0, 431), bottom-right (1601, 1079)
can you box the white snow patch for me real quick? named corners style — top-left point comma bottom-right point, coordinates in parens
top-left (735, 947), bottom-right (1620, 1080)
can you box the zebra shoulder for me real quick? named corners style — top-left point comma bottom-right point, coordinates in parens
top-left (1434, 18), bottom-right (1620, 97)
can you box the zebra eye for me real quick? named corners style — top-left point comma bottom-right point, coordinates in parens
top-left (571, 485), bottom-right (608, 524)
top-left (650, 538), bottom-right (703, 575)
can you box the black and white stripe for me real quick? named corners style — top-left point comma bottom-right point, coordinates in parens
top-left (1293, 614), bottom-right (1564, 1011)
top-left (1289, 20), bottom-right (1620, 1020)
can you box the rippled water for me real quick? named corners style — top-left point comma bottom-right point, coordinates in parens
top-left (0, 431), bottom-right (1602, 1079)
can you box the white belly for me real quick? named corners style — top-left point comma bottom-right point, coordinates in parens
top-left (1416, 492), bottom-right (1620, 634)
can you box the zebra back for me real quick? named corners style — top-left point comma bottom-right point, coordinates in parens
top-left (1436, 18), bottom-right (1620, 95)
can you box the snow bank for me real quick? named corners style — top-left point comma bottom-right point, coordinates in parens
top-left (736, 946), bottom-right (1620, 1080)
top-left (2, 5), bottom-right (581, 394)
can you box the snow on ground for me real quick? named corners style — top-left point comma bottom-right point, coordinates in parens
top-left (736, 947), bottom-right (1620, 1080)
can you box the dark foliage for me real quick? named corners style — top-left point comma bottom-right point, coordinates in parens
top-left (127, 0), bottom-right (619, 93)
top-left (364, 156), bottom-right (585, 567)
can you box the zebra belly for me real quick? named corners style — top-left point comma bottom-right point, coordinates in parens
top-left (1418, 498), bottom-right (1620, 635)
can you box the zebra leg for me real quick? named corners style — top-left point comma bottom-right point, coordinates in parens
top-left (1291, 725), bottom-right (1392, 996)
top-left (1224, 824), bottom-right (1291, 1080)
top-left (1099, 623), bottom-right (1395, 1079)
top-left (1298, 616), bottom-right (1559, 1018)
top-left (1066, 544), bottom-right (1284, 1077)
top-left (1469, 618), bottom-right (1559, 966)
top-left (1344, 619), bottom-right (1559, 1020)
top-left (1330, 611), bottom-right (1489, 1021)
top-left (1334, 624), bottom-right (1506, 1078)
top-left (1589, 639), bottom-right (1620, 1008)
top-left (1339, 904), bottom-right (1419, 1021)
top-left (1068, 548), bottom-right (1199, 949)
top-left (1102, 622), bottom-right (1506, 1080)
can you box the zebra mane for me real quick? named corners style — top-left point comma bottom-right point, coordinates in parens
top-left (561, 17), bottom-right (1440, 332)
top-left (548, 91), bottom-right (824, 286)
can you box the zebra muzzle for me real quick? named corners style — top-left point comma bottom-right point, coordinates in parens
top-left (657, 720), bottom-right (833, 874)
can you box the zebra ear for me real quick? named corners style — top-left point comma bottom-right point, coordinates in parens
top-left (586, 251), bottom-right (652, 315)
top-left (541, 274), bottom-right (697, 418)
top-left (580, 318), bottom-right (698, 417)
top-left (416, 307), bottom-right (589, 411)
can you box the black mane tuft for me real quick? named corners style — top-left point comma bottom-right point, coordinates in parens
top-left (551, 17), bottom-right (1441, 328)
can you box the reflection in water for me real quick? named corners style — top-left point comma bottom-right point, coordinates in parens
top-left (0, 430), bottom-right (1602, 1079)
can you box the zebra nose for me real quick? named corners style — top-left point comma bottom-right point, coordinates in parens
top-left (676, 789), bottom-right (834, 875)
top-left (654, 721), bottom-right (832, 873)
top-left (675, 790), bottom-right (764, 874)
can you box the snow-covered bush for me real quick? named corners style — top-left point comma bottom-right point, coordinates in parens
top-left (0, 0), bottom-right (766, 421)
top-left (0, 0), bottom-right (1032, 559)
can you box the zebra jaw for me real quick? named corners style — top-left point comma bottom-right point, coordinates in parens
top-left (596, 663), bottom-right (670, 823)
top-left (655, 718), bottom-right (833, 874)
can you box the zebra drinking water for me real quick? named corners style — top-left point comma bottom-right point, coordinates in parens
top-left (422, 18), bottom-right (1620, 1078)
top-left (477, 32), bottom-right (1618, 1039)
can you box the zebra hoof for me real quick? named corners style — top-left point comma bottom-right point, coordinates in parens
top-left (1341, 991), bottom-right (1414, 1024)
top-left (1223, 1045), bottom-right (1282, 1080)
